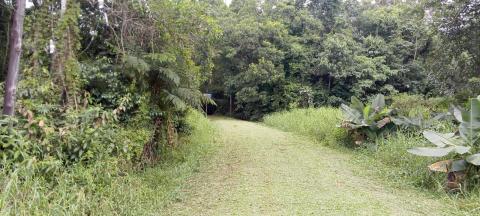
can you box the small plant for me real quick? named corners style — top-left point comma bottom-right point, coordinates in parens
top-left (339, 94), bottom-right (393, 145)
top-left (408, 96), bottom-right (480, 191)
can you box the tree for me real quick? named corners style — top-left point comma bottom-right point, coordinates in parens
top-left (425, 0), bottom-right (480, 98)
top-left (3, 0), bottom-right (26, 116)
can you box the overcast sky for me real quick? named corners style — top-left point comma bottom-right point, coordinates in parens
top-left (225, 0), bottom-right (232, 6)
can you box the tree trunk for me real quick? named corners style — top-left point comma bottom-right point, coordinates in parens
top-left (3, 0), bottom-right (26, 116)
top-left (166, 113), bottom-right (176, 148)
top-left (142, 117), bottom-right (163, 164)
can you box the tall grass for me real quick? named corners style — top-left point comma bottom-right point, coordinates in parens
top-left (263, 108), bottom-right (347, 146)
top-left (0, 110), bottom-right (215, 215)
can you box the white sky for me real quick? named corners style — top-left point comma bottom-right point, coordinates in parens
top-left (26, 0), bottom-right (34, 9)
top-left (225, 0), bottom-right (232, 6)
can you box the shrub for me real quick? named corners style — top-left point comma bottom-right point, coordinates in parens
top-left (0, 110), bottom-right (215, 214)
top-left (407, 96), bottom-right (480, 191)
top-left (339, 94), bottom-right (394, 145)
top-left (390, 93), bottom-right (454, 117)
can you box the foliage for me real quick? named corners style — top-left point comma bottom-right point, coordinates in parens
top-left (0, 110), bottom-right (215, 215)
top-left (339, 94), bottom-right (394, 145)
top-left (390, 94), bottom-right (455, 116)
top-left (425, 0), bottom-right (480, 97)
top-left (389, 94), bottom-right (455, 130)
top-left (1, 0), bottom-right (480, 211)
top-left (392, 114), bottom-right (448, 131)
top-left (230, 59), bottom-right (297, 120)
top-left (204, 0), bottom-right (458, 120)
top-left (408, 96), bottom-right (480, 190)
top-left (0, 2), bottom-right (220, 214)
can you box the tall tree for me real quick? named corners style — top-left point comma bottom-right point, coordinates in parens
top-left (3, 0), bottom-right (26, 115)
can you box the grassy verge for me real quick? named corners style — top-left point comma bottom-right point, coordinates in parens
top-left (0, 110), bottom-right (216, 215)
top-left (263, 108), bottom-right (479, 214)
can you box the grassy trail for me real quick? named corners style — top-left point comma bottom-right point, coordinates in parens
top-left (166, 117), bottom-right (449, 215)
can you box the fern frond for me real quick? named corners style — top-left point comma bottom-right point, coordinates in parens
top-left (162, 89), bottom-right (188, 110)
top-left (123, 55), bottom-right (150, 73)
top-left (143, 53), bottom-right (176, 64)
top-left (157, 68), bottom-right (180, 87)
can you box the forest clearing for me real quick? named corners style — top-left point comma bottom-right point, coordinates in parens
top-left (1, 0), bottom-right (480, 215)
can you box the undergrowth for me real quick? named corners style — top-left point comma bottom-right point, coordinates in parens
top-left (0, 110), bottom-right (215, 215)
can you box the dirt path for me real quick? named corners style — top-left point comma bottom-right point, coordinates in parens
top-left (166, 117), bottom-right (449, 215)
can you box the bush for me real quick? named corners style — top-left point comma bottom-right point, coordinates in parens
top-left (390, 93), bottom-right (454, 117)
top-left (0, 109), bottom-right (215, 214)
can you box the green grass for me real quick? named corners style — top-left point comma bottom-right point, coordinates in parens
top-left (0, 110), bottom-right (216, 215)
top-left (167, 117), bottom-right (452, 215)
top-left (262, 107), bottom-right (347, 146)
top-left (263, 108), bottom-right (480, 214)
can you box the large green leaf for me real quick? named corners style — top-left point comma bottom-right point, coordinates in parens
top-left (423, 131), bottom-right (456, 147)
top-left (372, 107), bottom-right (391, 121)
top-left (454, 146), bottom-right (471, 154)
top-left (371, 94), bottom-right (385, 111)
top-left (363, 105), bottom-right (373, 124)
top-left (452, 106), bottom-right (463, 122)
top-left (407, 146), bottom-right (455, 157)
top-left (392, 116), bottom-right (419, 127)
top-left (466, 153), bottom-right (480, 165)
top-left (350, 96), bottom-right (364, 113)
top-left (408, 145), bottom-right (470, 157)
top-left (340, 104), bottom-right (362, 124)
top-left (459, 98), bottom-right (480, 144)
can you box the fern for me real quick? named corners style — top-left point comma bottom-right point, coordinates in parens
top-left (123, 55), bottom-right (150, 73)
top-left (157, 68), bottom-right (180, 87)
top-left (144, 53), bottom-right (176, 64)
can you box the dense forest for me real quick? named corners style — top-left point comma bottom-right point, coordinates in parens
top-left (206, 0), bottom-right (480, 120)
top-left (0, 0), bottom-right (480, 214)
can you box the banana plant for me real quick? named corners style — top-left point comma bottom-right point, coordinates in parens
top-left (339, 94), bottom-right (393, 145)
top-left (392, 113), bottom-right (450, 130)
top-left (408, 96), bottom-right (480, 190)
